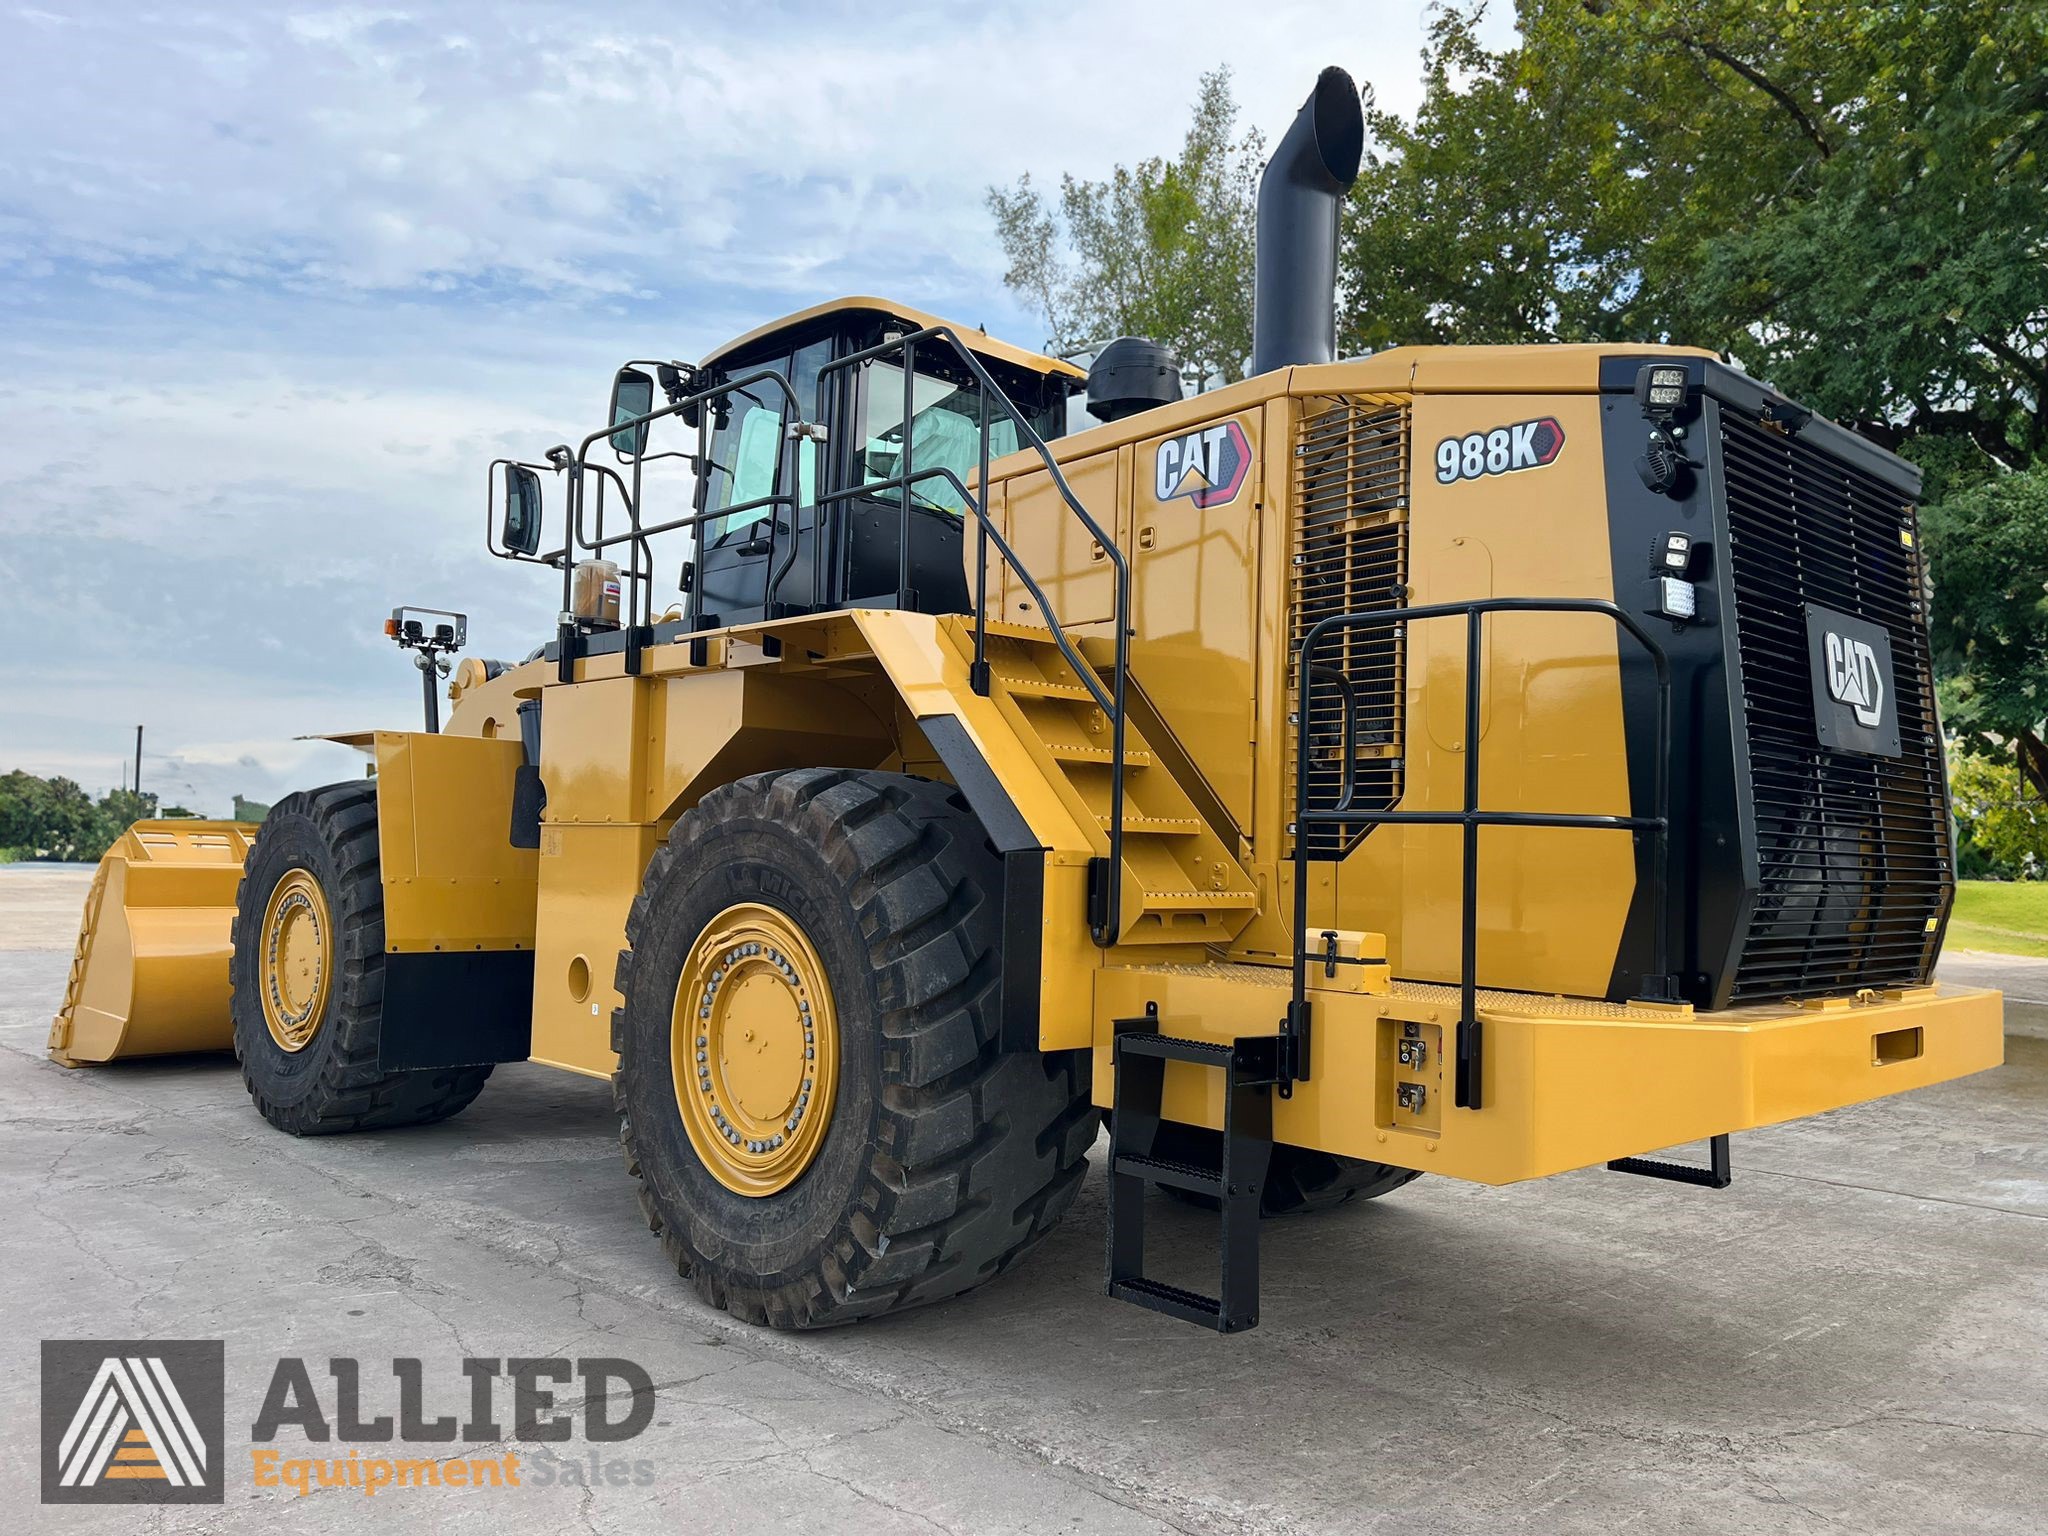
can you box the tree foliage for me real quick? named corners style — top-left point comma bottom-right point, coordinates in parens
top-left (1949, 748), bottom-right (2048, 881)
top-left (987, 68), bottom-right (1264, 383)
top-left (0, 772), bottom-right (157, 863)
top-left (986, 5), bottom-right (2048, 793)
top-left (1925, 467), bottom-right (2048, 793)
top-left (1344, 0), bottom-right (2047, 491)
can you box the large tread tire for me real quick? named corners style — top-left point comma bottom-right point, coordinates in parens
top-left (1153, 1124), bottom-right (1421, 1215)
top-left (230, 783), bottom-right (493, 1135)
top-left (1260, 1145), bottom-right (1422, 1214)
top-left (613, 768), bottom-right (1095, 1329)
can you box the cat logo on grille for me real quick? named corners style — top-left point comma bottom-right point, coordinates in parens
top-left (1804, 604), bottom-right (1902, 759)
top-left (41, 1340), bottom-right (224, 1504)
top-left (1824, 632), bottom-right (1885, 729)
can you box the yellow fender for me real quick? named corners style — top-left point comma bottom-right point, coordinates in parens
top-left (47, 820), bottom-right (257, 1067)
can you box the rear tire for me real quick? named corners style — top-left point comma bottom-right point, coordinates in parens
top-left (229, 783), bottom-right (493, 1135)
top-left (1154, 1124), bottom-right (1420, 1215)
top-left (613, 768), bottom-right (1095, 1328)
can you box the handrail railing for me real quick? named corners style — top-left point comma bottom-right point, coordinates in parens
top-left (813, 325), bottom-right (1132, 946)
top-left (510, 326), bottom-right (1133, 946)
top-left (1288, 597), bottom-right (1675, 1108)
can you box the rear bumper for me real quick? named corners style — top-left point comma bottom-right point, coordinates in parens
top-left (1092, 968), bottom-right (2005, 1185)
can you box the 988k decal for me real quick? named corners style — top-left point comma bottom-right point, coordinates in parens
top-left (1434, 418), bottom-right (1566, 483)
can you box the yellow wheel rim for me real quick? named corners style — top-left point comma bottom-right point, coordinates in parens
top-left (673, 902), bottom-right (838, 1197)
top-left (260, 868), bottom-right (333, 1053)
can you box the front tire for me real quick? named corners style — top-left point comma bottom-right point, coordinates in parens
top-left (229, 783), bottom-right (493, 1134)
top-left (613, 768), bottom-right (1095, 1328)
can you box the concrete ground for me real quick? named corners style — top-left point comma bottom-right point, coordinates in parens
top-left (5, 864), bottom-right (2045, 1535)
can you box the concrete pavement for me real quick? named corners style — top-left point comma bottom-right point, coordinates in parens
top-left (6, 867), bottom-right (2045, 1534)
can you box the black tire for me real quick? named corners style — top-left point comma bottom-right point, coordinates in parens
top-left (613, 768), bottom-right (1096, 1329)
top-left (1153, 1124), bottom-right (1421, 1215)
top-left (229, 783), bottom-right (493, 1135)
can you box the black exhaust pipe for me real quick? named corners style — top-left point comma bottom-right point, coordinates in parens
top-left (1251, 66), bottom-right (1365, 376)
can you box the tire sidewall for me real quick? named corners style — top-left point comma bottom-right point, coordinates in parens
top-left (621, 807), bottom-right (884, 1286)
top-left (231, 803), bottom-right (368, 1110)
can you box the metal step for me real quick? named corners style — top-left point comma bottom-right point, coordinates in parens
top-left (1106, 1017), bottom-right (1278, 1334)
top-left (1116, 1030), bottom-right (1282, 1081)
top-left (1099, 812), bottom-right (1201, 837)
top-left (992, 673), bottom-right (1095, 700)
top-left (1136, 888), bottom-right (1260, 911)
top-left (1045, 740), bottom-right (1154, 767)
top-left (1110, 1151), bottom-right (1223, 1196)
top-left (1109, 1276), bottom-right (1238, 1331)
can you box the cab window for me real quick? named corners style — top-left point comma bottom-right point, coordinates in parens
top-left (859, 361), bottom-right (1024, 515)
top-left (702, 339), bottom-right (828, 540)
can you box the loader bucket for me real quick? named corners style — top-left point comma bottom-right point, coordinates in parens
top-left (47, 820), bottom-right (258, 1067)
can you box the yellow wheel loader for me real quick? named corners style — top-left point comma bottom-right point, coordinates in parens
top-left (52, 68), bottom-right (2003, 1332)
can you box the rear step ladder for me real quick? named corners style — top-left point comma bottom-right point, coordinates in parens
top-left (1106, 1012), bottom-right (1278, 1332)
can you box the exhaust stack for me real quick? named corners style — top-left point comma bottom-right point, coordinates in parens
top-left (1251, 66), bottom-right (1364, 376)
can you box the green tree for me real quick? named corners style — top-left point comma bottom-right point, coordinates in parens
top-left (1926, 467), bottom-right (2048, 796)
top-left (1343, 1), bottom-right (2047, 490)
top-left (1949, 748), bottom-right (2047, 880)
top-left (0, 771), bottom-right (106, 861)
top-left (987, 68), bottom-right (1264, 384)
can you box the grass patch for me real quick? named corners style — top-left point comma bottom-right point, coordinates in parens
top-left (1949, 880), bottom-right (2048, 958)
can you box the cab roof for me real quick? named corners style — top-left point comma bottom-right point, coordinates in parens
top-left (700, 296), bottom-right (1086, 383)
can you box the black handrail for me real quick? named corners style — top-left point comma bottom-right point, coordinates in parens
top-left (810, 326), bottom-right (1132, 946)
top-left (513, 326), bottom-right (1133, 946)
top-left (540, 365), bottom-right (806, 678)
top-left (1288, 597), bottom-right (1675, 1109)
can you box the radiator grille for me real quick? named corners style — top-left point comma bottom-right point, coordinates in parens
top-left (1720, 410), bottom-right (1950, 1002)
top-left (1289, 397), bottom-right (1409, 859)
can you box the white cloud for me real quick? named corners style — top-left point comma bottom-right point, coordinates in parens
top-left (0, 0), bottom-right (1516, 814)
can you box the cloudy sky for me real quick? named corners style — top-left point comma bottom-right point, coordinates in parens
top-left (0, 1), bottom-right (1514, 814)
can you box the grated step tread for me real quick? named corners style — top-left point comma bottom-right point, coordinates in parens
top-left (994, 674), bottom-right (1097, 701)
top-left (1109, 1276), bottom-right (1248, 1331)
top-left (1136, 889), bottom-right (1260, 911)
top-left (1046, 741), bottom-right (1154, 767)
top-left (1112, 1151), bottom-right (1224, 1195)
top-left (1101, 813), bottom-right (1202, 836)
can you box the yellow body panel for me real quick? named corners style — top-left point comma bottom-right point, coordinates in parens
top-left (369, 731), bottom-right (538, 953)
top-left (530, 822), bottom-right (657, 1078)
top-left (702, 294), bottom-right (1087, 382)
top-left (1089, 963), bottom-right (2003, 1183)
top-left (1364, 390), bottom-right (1634, 995)
top-left (47, 821), bottom-right (255, 1065)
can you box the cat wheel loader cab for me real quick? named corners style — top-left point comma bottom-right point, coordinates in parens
top-left (55, 64), bottom-right (2003, 1336)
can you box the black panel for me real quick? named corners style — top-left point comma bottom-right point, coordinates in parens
top-left (1602, 360), bottom-right (1950, 1007)
top-left (919, 715), bottom-right (1046, 1053)
top-left (1599, 381), bottom-right (1748, 1006)
top-left (378, 950), bottom-right (535, 1070)
top-left (1716, 408), bottom-right (1950, 1001)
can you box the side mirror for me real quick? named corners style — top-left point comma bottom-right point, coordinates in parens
top-left (502, 464), bottom-right (544, 555)
top-left (609, 367), bottom-right (655, 456)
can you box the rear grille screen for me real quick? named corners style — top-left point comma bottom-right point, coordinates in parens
top-left (1289, 397), bottom-right (1409, 859)
top-left (1720, 410), bottom-right (1950, 1001)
